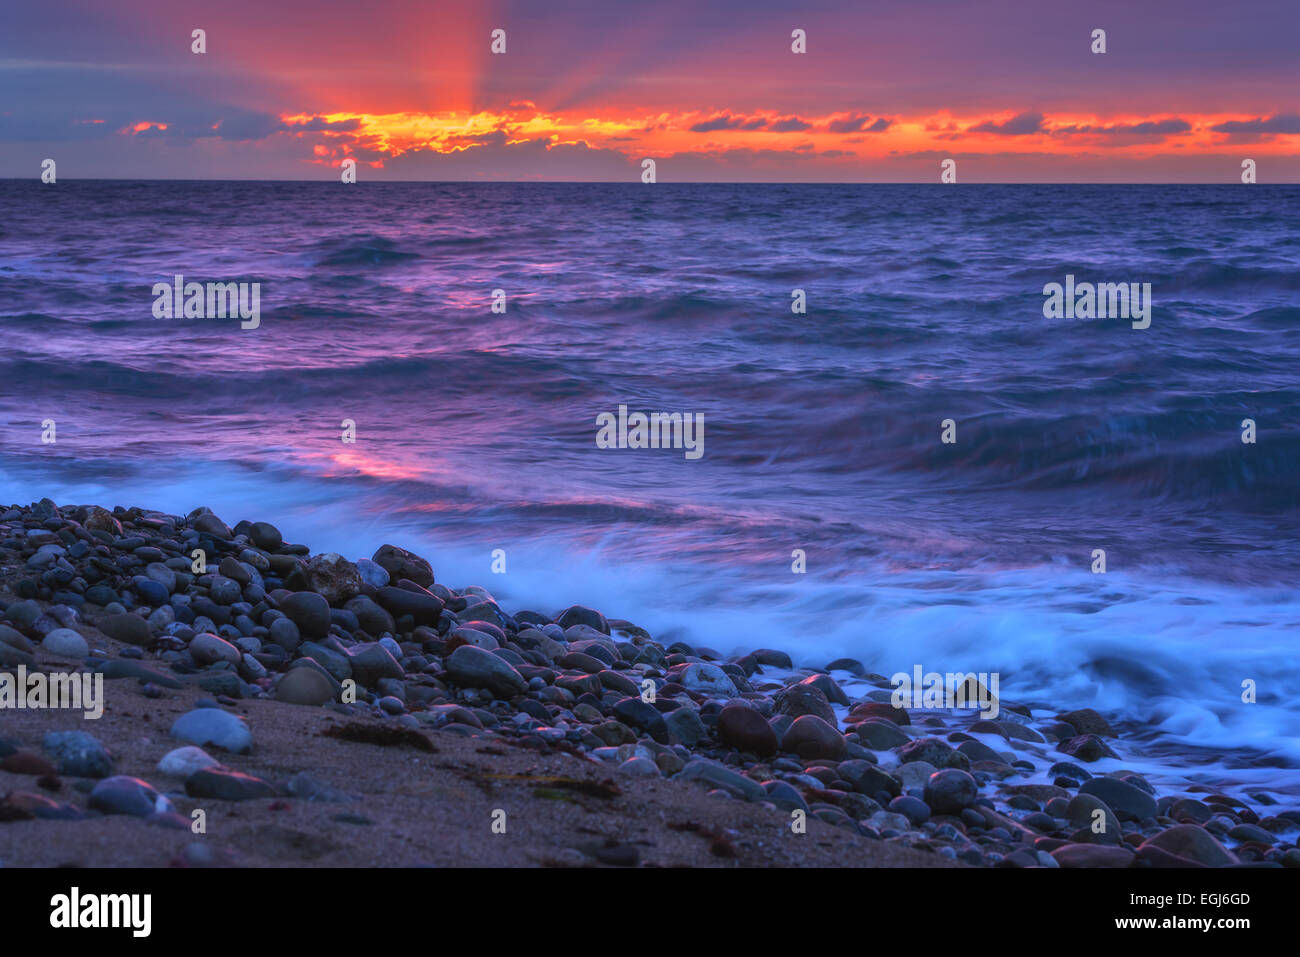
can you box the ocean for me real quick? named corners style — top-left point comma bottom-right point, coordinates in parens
top-left (1, 180), bottom-right (1297, 796)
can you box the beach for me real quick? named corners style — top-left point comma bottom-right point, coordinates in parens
top-left (1, 499), bottom-right (1294, 868)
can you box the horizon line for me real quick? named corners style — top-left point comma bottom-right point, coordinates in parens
top-left (3, 178), bottom-right (1294, 186)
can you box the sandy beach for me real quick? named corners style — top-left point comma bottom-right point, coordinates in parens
top-left (1, 500), bottom-right (1295, 868)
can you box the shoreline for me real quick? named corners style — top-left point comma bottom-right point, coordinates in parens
top-left (1, 498), bottom-right (1296, 868)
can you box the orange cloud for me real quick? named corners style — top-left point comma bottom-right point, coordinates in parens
top-left (274, 105), bottom-right (1300, 176)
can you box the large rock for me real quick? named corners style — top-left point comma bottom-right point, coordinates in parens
top-left (854, 717), bottom-right (910, 750)
top-left (83, 506), bottom-right (122, 535)
top-left (1066, 793), bottom-right (1122, 844)
top-left (680, 662), bottom-right (737, 698)
top-left (853, 763), bottom-right (903, 800)
top-left (268, 616), bottom-right (301, 651)
top-left (849, 700), bottom-right (911, 725)
top-left (278, 592), bottom-right (332, 639)
top-left (1058, 708), bottom-right (1116, 738)
top-left (1051, 844), bottom-right (1135, 868)
top-left (275, 667), bottom-right (336, 706)
top-left (374, 586), bottom-right (444, 626)
top-left (663, 706), bottom-right (707, 747)
top-left (98, 612), bottom-right (154, 647)
top-left (189, 633), bottom-right (241, 666)
top-left (597, 669), bottom-right (641, 698)
top-left (450, 627), bottom-right (501, 651)
top-left (750, 648), bottom-right (793, 668)
top-left (371, 544), bottom-right (435, 588)
top-left (355, 558), bottom-right (389, 589)
top-left (798, 673), bottom-right (849, 706)
top-left (299, 642), bottom-right (351, 682)
top-left (345, 596), bottom-right (395, 636)
top-left (716, 702), bottom-right (779, 756)
top-left (1141, 824), bottom-right (1238, 867)
top-left (249, 521), bottom-right (283, 551)
top-left (1057, 734), bottom-right (1119, 763)
top-left (923, 768), bottom-right (979, 814)
top-left (555, 605), bottom-right (609, 635)
top-left (1080, 777), bottom-right (1157, 822)
top-left (611, 697), bottom-right (669, 743)
top-left (460, 601), bottom-right (507, 630)
top-left (773, 684), bottom-right (836, 724)
top-left (291, 553), bottom-right (363, 605)
top-left (192, 511), bottom-right (233, 539)
top-left (781, 714), bottom-right (846, 760)
top-left (445, 645), bottom-right (526, 697)
top-left (345, 642), bottom-right (404, 687)
top-left (898, 737), bottom-right (970, 771)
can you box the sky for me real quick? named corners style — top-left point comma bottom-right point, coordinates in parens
top-left (2, 0), bottom-right (1298, 182)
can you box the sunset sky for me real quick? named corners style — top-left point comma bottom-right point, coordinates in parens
top-left (2, 0), bottom-right (1298, 181)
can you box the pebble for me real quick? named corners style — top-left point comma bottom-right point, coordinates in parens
top-left (277, 592), bottom-right (332, 639)
top-left (1080, 776), bottom-right (1157, 822)
top-left (923, 769), bottom-right (979, 814)
top-left (679, 759), bottom-right (765, 802)
top-left (444, 644), bottom-right (527, 697)
top-left (249, 521), bottom-right (283, 551)
top-left (345, 642), bottom-right (404, 687)
top-left (89, 775), bottom-right (174, 817)
top-left (663, 706), bottom-right (707, 747)
top-left (185, 767), bottom-right (276, 801)
top-left (781, 714), bottom-right (846, 760)
top-left (1051, 843), bottom-right (1134, 868)
top-left (41, 628), bottom-right (89, 658)
top-left (679, 662), bottom-right (737, 697)
top-left (355, 558), bottom-right (389, 589)
top-left (716, 702), bottom-right (778, 756)
top-left (619, 756), bottom-right (661, 777)
top-left (773, 684), bottom-right (837, 724)
top-left (1, 751), bottom-right (58, 776)
top-left (275, 666), bottom-right (338, 706)
top-left (1057, 734), bottom-right (1119, 763)
top-left (157, 745), bottom-right (222, 778)
top-left (189, 633), bottom-right (242, 666)
top-left (97, 612), bottom-right (154, 647)
top-left (611, 697), bottom-right (669, 744)
top-left (889, 794), bottom-right (931, 825)
top-left (42, 731), bottom-right (113, 778)
top-left (268, 616), bottom-right (301, 651)
top-left (131, 576), bottom-right (170, 607)
top-left (1141, 824), bottom-right (1239, 867)
top-left (94, 659), bottom-right (183, 687)
top-left (371, 544), bottom-right (435, 587)
top-left (170, 708), bottom-right (252, 754)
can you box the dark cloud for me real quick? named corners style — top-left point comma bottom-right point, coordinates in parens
top-left (968, 111), bottom-right (1045, 135)
top-left (1055, 119), bottom-right (1191, 136)
top-left (767, 116), bottom-right (812, 132)
top-left (286, 117), bottom-right (364, 133)
top-left (689, 112), bottom-right (765, 132)
top-left (827, 114), bottom-right (891, 134)
top-left (1211, 113), bottom-right (1300, 134)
